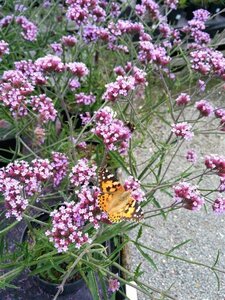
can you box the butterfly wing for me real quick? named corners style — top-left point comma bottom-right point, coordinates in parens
top-left (98, 168), bottom-right (144, 223)
top-left (98, 168), bottom-right (124, 214)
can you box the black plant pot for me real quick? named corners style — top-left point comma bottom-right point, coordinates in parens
top-left (0, 138), bottom-right (17, 168)
top-left (32, 275), bottom-right (85, 296)
top-left (21, 212), bottom-right (126, 299)
top-left (21, 212), bottom-right (86, 296)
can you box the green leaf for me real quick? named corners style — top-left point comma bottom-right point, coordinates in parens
top-left (86, 271), bottom-right (101, 300)
top-left (0, 221), bottom-right (19, 236)
top-left (136, 245), bottom-right (157, 270)
top-left (212, 250), bottom-right (220, 268)
top-left (213, 270), bottom-right (220, 291)
top-left (136, 226), bottom-right (143, 242)
top-left (166, 240), bottom-right (192, 255)
top-left (134, 262), bottom-right (144, 280)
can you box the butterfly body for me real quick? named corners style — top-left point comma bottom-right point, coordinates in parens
top-left (98, 168), bottom-right (144, 223)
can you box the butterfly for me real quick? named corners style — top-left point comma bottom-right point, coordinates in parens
top-left (97, 168), bottom-right (144, 223)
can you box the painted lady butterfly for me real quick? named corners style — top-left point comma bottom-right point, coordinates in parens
top-left (98, 168), bottom-right (144, 223)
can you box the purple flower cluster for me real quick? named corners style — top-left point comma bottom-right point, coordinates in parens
top-left (69, 158), bottom-right (97, 187)
top-left (51, 152), bottom-right (69, 187)
top-left (66, 62), bottom-right (89, 77)
top-left (108, 20), bottom-right (144, 36)
top-left (102, 75), bottom-right (135, 102)
top-left (35, 55), bottom-right (65, 72)
top-left (0, 40), bottom-right (9, 60)
top-left (214, 108), bottom-right (225, 131)
top-left (46, 186), bottom-right (104, 252)
top-left (30, 94), bottom-right (57, 123)
top-left (1, 176), bottom-right (28, 221)
top-left (15, 16), bottom-right (38, 41)
top-left (136, 0), bottom-right (161, 20)
top-left (190, 48), bottom-right (225, 79)
top-left (66, 0), bottom-right (106, 26)
top-left (15, 59), bottom-right (47, 85)
top-left (75, 92), bottom-right (96, 105)
top-left (175, 93), bottom-right (191, 106)
top-left (92, 108), bottom-right (132, 154)
top-left (124, 177), bottom-right (145, 202)
top-left (138, 41), bottom-right (171, 67)
top-left (0, 15), bottom-right (14, 28)
top-left (108, 277), bottom-right (120, 293)
top-left (205, 155), bottom-right (225, 177)
top-left (0, 70), bottom-right (34, 117)
top-left (186, 150), bottom-right (197, 164)
top-left (171, 122), bottom-right (194, 140)
top-left (0, 159), bottom-right (53, 220)
top-left (50, 43), bottom-right (63, 56)
top-left (195, 100), bottom-right (214, 117)
top-left (61, 35), bottom-right (77, 47)
top-left (183, 9), bottom-right (210, 47)
top-left (212, 196), bottom-right (225, 213)
top-left (173, 182), bottom-right (205, 211)
top-left (114, 63), bottom-right (148, 87)
top-left (164, 0), bottom-right (178, 10)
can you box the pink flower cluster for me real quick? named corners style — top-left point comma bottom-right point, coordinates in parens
top-left (15, 16), bottom-right (38, 41)
top-left (61, 35), bottom-right (77, 47)
top-left (195, 100), bottom-right (213, 117)
top-left (46, 187), bottom-right (104, 252)
top-left (1, 176), bottom-right (28, 221)
top-left (82, 24), bottom-right (112, 43)
top-left (66, 62), bottom-right (89, 77)
top-left (102, 75), bottom-right (136, 102)
top-left (51, 152), bottom-right (69, 187)
top-left (175, 93), bottom-right (191, 106)
top-left (171, 122), bottom-right (194, 140)
top-left (190, 48), bottom-right (225, 79)
top-left (114, 63), bottom-right (148, 87)
top-left (0, 40), bottom-right (9, 60)
top-left (66, 0), bottom-right (106, 26)
top-left (15, 60), bottom-right (47, 85)
top-left (92, 108), bottom-right (132, 154)
top-left (173, 182), bottom-right (205, 211)
top-left (186, 150), bottom-right (197, 164)
top-left (214, 108), bottom-right (225, 131)
top-left (0, 15), bottom-right (14, 28)
top-left (108, 277), bottom-right (120, 293)
top-left (108, 20), bottom-right (144, 36)
top-left (50, 43), bottom-right (63, 56)
top-left (138, 41), bottom-right (171, 66)
top-left (205, 155), bottom-right (225, 177)
top-left (0, 70), bottom-right (34, 117)
top-left (136, 0), bottom-right (161, 20)
top-left (35, 55), bottom-right (65, 73)
top-left (0, 159), bottom-right (53, 220)
top-left (212, 196), bottom-right (225, 213)
top-left (124, 177), bottom-right (145, 202)
top-left (183, 9), bottom-right (210, 47)
top-left (69, 158), bottom-right (97, 187)
top-left (205, 155), bottom-right (225, 192)
top-left (75, 92), bottom-right (96, 105)
top-left (164, 0), bottom-right (178, 10)
top-left (30, 94), bottom-right (57, 123)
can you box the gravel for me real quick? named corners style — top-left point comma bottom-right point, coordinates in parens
top-left (127, 94), bottom-right (225, 300)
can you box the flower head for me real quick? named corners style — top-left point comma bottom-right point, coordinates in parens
top-left (195, 100), bottom-right (213, 117)
top-left (173, 182), bottom-right (204, 211)
top-left (171, 122), bottom-right (194, 140)
top-left (186, 150), bottom-right (197, 164)
top-left (108, 277), bottom-right (120, 293)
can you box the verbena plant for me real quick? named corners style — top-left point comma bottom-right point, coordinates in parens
top-left (1, 1), bottom-right (225, 299)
